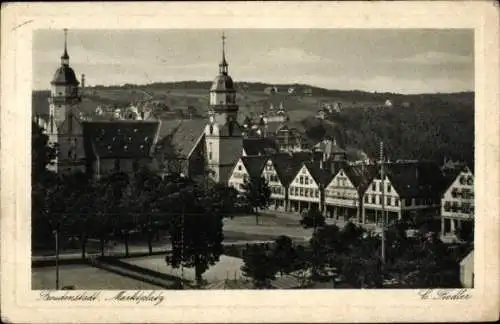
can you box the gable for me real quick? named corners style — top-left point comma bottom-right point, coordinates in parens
top-left (155, 119), bottom-right (206, 159)
top-left (326, 169), bottom-right (355, 190)
top-left (261, 159), bottom-right (283, 186)
top-left (444, 170), bottom-right (474, 196)
top-left (229, 158), bottom-right (249, 182)
top-left (291, 164), bottom-right (319, 188)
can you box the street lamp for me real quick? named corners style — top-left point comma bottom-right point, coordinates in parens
top-left (52, 227), bottom-right (60, 290)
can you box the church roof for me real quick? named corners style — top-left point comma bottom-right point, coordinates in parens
top-left (154, 119), bottom-right (207, 159)
top-left (51, 65), bottom-right (79, 86)
top-left (82, 120), bottom-right (158, 159)
top-left (210, 74), bottom-right (235, 92)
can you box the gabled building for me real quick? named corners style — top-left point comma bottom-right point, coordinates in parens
top-left (228, 156), bottom-right (267, 192)
top-left (152, 119), bottom-right (207, 178)
top-left (440, 166), bottom-right (474, 237)
top-left (324, 164), bottom-right (377, 223)
top-left (362, 161), bottom-right (443, 227)
top-left (82, 120), bottom-right (158, 177)
top-left (260, 154), bottom-right (301, 211)
top-left (288, 162), bottom-right (333, 213)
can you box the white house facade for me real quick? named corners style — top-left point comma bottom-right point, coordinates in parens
top-left (441, 167), bottom-right (474, 236)
top-left (228, 158), bottom-right (249, 192)
top-left (324, 169), bottom-right (360, 221)
top-left (288, 164), bottom-right (322, 213)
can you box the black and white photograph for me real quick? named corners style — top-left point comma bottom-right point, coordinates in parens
top-left (31, 28), bottom-right (476, 290)
top-left (1, 2), bottom-right (499, 323)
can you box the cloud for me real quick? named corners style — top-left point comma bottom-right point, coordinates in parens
top-left (259, 47), bottom-right (331, 65)
top-left (394, 51), bottom-right (473, 65)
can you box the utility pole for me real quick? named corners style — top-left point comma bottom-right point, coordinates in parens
top-left (380, 141), bottom-right (386, 265)
top-left (54, 226), bottom-right (60, 290)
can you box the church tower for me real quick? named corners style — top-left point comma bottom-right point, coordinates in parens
top-left (47, 29), bottom-right (84, 173)
top-left (205, 33), bottom-right (243, 183)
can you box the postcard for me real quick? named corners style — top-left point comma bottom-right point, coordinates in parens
top-left (1, 2), bottom-right (499, 323)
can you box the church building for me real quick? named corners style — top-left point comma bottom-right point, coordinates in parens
top-left (34, 30), bottom-right (243, 184)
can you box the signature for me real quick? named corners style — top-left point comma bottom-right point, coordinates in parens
top-left (418, 289), bottom-right (472, 300)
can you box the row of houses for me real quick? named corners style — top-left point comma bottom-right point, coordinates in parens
top-left (228, 152), bottom-right (474, 234)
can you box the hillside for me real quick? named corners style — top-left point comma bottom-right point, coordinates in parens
top-left (33, 81), bottom-right (474, 166)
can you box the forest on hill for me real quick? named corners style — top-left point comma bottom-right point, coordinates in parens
top-left (302, 99), bottom-right (474, 167)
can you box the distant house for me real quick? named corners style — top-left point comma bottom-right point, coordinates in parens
top-left (459, 250), bottom-right (474, 288)
top-left (303, 88), bottom-right (313, 96)
top-left (264, 86), bottom-right (278, 95)
top-left (384, 99), bottom-right (393, 107)
top-left (441, 166), bottom-right (474, 237)
top-left (316, 109), bottom-right (326, 120)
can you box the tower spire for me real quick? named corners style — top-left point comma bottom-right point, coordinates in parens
top-left (61, 29), bottom-right (69, 65)
top-left (219, 32), bottom-right (228, 74)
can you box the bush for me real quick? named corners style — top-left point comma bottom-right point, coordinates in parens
top-left (300, 209), bottom-right (325, 229)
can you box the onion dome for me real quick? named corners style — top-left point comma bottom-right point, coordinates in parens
top-left (210, 33), bottom-right (235, 92)
top-left (51, 29), bottom-right (79, 86)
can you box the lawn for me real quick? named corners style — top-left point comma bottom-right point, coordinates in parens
top-left (121, 255), bottom-right (245, 284)
top-left (32, 264), bottom-right (164, 290)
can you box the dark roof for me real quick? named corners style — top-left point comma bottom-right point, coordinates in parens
top-left (270, 154), bottom-right (300, 187)
top-left (210, 74), bottom-right (235, 92)
top-left (155, 119), bottom-right (206, 159)
top-left (241, 156), bottom-right (268, 179)
top-left (385, 162), bottom-right (444, 198)
top-left (51, 65), bottom-right (79, 86)
top-left (343, 164), bottom-right (378, 193)
top-left (82, 120), bottom-right (158, 159)
top-left (304, 161), bottom-right (334, 187)
top-left (243, 138), bottom-right (278, 156)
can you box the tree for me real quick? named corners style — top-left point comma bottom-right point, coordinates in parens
top-left (93, 172), bottom-right (129, 256)
top-left (309, 225), bottom-right (342, 278)
top-left (241, 244), bottom-right (277, 288)
top-left (300, 207), bottom-right (325, 229)
top-left (272, 235), bottom-right (297, 276)
top-left (241, 176), bottom-right (271, 225)
top-left (164, 175), bottom-right (224, 287)
top-left (31, 122), bottom-right (57, 183)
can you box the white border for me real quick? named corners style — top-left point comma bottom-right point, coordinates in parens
top-left (1, 2), bottom-right (499, 323)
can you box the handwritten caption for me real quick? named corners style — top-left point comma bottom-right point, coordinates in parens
top-left (38, 290), bottom-right (165, 306)
top-left (418, 289), bottom-right (472, 300)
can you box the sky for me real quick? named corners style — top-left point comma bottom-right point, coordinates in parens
top-left (33, 29), bottom-right (474, 94)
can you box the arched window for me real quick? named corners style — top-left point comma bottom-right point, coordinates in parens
top-left (209, 124), bottom-right (214, 135)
